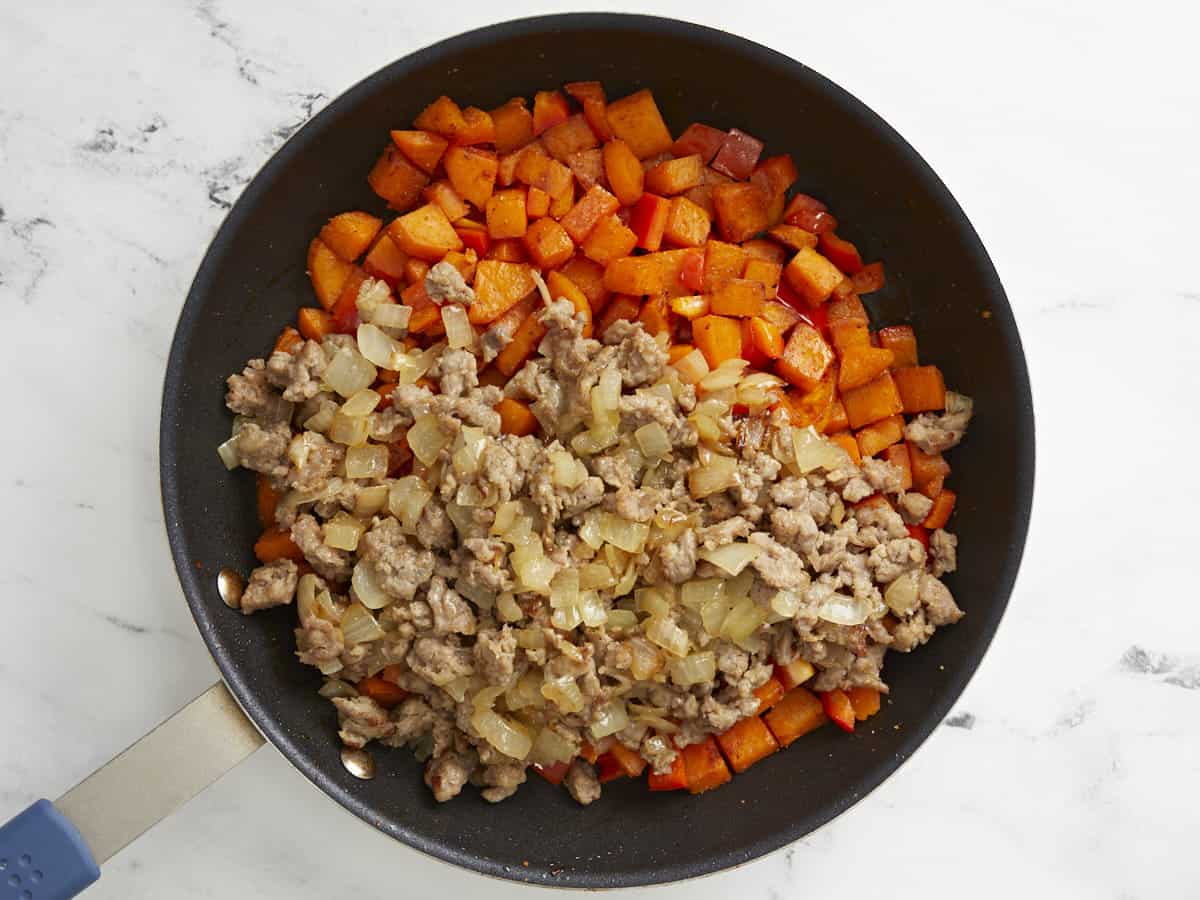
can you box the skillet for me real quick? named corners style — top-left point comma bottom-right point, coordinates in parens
top-left (0, 13), bottom-right (1035, 895)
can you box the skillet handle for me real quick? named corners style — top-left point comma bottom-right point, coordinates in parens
top-left (0, 682), bottom-right (264, 898)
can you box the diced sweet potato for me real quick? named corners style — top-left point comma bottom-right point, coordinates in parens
top-left (414, 95), bottom-right (467, 139)
top-left (702, 239), bottom-right (748, 292)
top-left (541, 114), bottom-right (598, 162)
top-left (637, 294), bottom-right (671, 336)
top-left (693, 314), bottom-right (743, 368)
top-left (387, 204), bottom-right (462, 261)
top-left (490, 97), bottom-right (534, 153)
top-left (495, 309), bottom-right (547, 376)
top-left (775, 659), bottom-right (816, 690)
top-left (842, 371), bottom-right (903, 428)
top-left (847, 686), bottom-right (882, 721)
top-left (818, 231), bottom-right (864, 274)
top-left (532, 90), bottom-right (571, 136)
top-left (852, 261), bottom-right (886, 294)
top-left (919, 475), bottom-right (945, 500)
top-left (671, 123), bottom-right (725, 162)
top-left (603, 249), bottom-right (692, 295)
top-left (829, 318), bottom-right (870, 353)
top-left (595, 293), bottom-right (641, 339)
top-left (319, 211), bottom-right (383, 263)
top-left (605, 89), bottom-right (673, 159)
top-left (522, 217), bottom-right (574, 269)
top-left (331, 266), bottom-right (368, 333)
top-left (883, 443), bottom-right (914, 490)
top-left (683, 736), bottom-right (732, 794)
top-left (486, 238), bottom-right (528, 262)
top-left (784, 247), bottom-right (845, 306)
top-left (645, 154), bottom-right (704, 195)
top-left (403, 258), bottom-right (430, 284)
top-left (513, 142), bottom-right (551, 187)
top-left (497, 144), bottom-right (531, 188)
top-left (768, 223), bottom-right (819, 252)
top-left (712, 182), bottom-right (770, 243)
top-left (601, 139), bottom-right (644, 207)
top-left (564, 81), bottom-right (614, 141)
top-left (752, 676), bottom-right (786, 713)
top-left (367, 145), bottom-right (430, 211)
top-left (820, 397), bottom-right (850, 434)
top-left (839, 345), bottom-right (896, 391)
top-left (826, 292), bottom-right (869, 324)
top-left (663, 196), bottom-right (710, 248)
top-left (307, 238), bottom-right (354, 310)
top-left (497, 397), bottom-right (538, 436)
top-left (390, 130), bottom-right (448, 175)
top-left (423, 180), bottom-right (470, 223)
top-left (751, 154), bottom-right (798, 198)
top-left (525, 186), bottom-right (550, 219)
top-left (716, 716), bottom-right (779, 773)
top-left (485, 188), bottom-right (527, 240)
top-left (783, 193), bottom-right (838, 234)
top-left (454, 220), bottom-right (490, 256)
top-left (441, 248), bottom-right (477, 283)
top-left (829, 431), bottom-right (862, 464)
top-left (444, 146), bottom-right (498, 210)
top-left (582, 213), bottom-right (637, 265)
top-left (745, 317), bottom-right (784, 363)
top-left (566, 148), bottom-right (605, 191)
top-left (764, 687), bottom-right (827, 747)
top-left (560, 256), bottom-right (609, 312)
top-left (297, 307), bottom-right (334, 341)
top-left (549, 175), bottom-right (575, 219)
top-left (711, 128), bottom-right (764, 180)
top-left (776, 322), bottom-right (834, 392)
top-left (254, 526), bottom-right (304, 564)
top-left (776, 365), bottom-right (835, 427)
top-left (923, 488), bottom-right (957, 529)
top-left (759, 299), bottom-right (802, 333)
top-left (741, 239), bottom-right (787, 265)
top-left (454, 106), bottom-right (495, 146)
top-left (546, 271), bottom-right (593, 337)
top-left (878, 324), bottom-right (918, 367)
top-left (560, 184), bottom-right (621, 243)
top-left (893, 365), bottom-right (947, 413)
top-left (470, 260), bottom-right (536, 324)
top-left (742, 258), bottom-right (782, 298)
top-left (709, 278), bottom-right (766, 317)
top-left (908, 442), bottom-right (951, 491)
top-left (855, 414), bottom-right (905, 458)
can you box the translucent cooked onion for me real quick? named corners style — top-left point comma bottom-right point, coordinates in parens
top-left (353, 483), bottom-right (389, 518)
top-left (407, 414), bottom-right (450, 466)
top-left (673, 348), bottom-right (710, 384)
top-left (635, 586), bottom-right (673, 620)
top-left (577, 510), bottom-right (604, 549)
top-left (341, 388), bottom-right (381, 418)
top-left (606, 609), bottom-right (638, 630)
top-left (296, 573), bottom-right (321, 621)
top-left (770, 588), bottom-right (804, 620)
top-left (725, 568), bottom-right (755, 601)
top-left (634, 421), bottom-right (672, 458)
top-left (629, 701), bottom-right (678, 734)
top-left (590, 367), bottom-right (621, 430)
top-left (721, 597), bottom-right (767, 643)
top-left (516, 556), bottom-right (557, 595)
top-left (698, 542), bottom-right (762, 576)
top-left (612, 559), bottom-right (639, 598)
top-left (345, 444), bottom-right (388, 480)
top-left (303, 402), bottom-right (336, 434)
top-left (351, 560), bottom-right (390, 610)
top-left (551, 604), bottom-right (582, 631)
top-left (700, 596), bottom-right (732, 637)
top-left (680, 578), bottom-right (723, 609)
top-left (216, 435), bottom-right (241, 470)
top-left (626, 637), bottom-right (664, 680)
top-left (328, 412), bottom-right (370, 447)
top-left (317, 678), bottom-right (359, 699)
top-left (340, 602), bottom-right (385, 644)
top-left (472, 708), bottom-right (532, 760)
top-left (687, 453), bottom-right (739, 499)
top-left (542, 675), bottom-right (585, 713)
top-left (530, 726), bottom-right (575, 766)
top-left (451, 425), bottom-right (487, 478)
top-left (571, 427), bottom-right (618, 456)
top-left (324, 512), bottom-right (366, 552)
top-left (549, 568), bottom-right (580, 611)
top-left (441, 304), bottom-right (476, 350)
top-left (690, 413), bottom-right (721, 444)
top-left (441, 677), bottom-right (471, 702)
top-left (356, 324), bottom-right (399, 369)
top-left (792, 425), bottom-right (852, 474)
top-left (506, 672), bottom-right (545, 711)
top-left (491, 501), bottom-right (521, 536)
top-left (516, 628), bottom-right (545, 650)
top-left (599, 512), bottom-right (650, 553)
top-left (589, 700), bottom-right (630, 739)
top-left (388, 476), bottom-right (431, 532)
top-left (496, 592), bottom-right (523, 623)
top-left (323, 347), bottom-right (377, 397)
top-left (549, 449), bottom-right (586, 488)
top-left (669, 651), bottom-right (717, 687)
top-left (884, 570), bottom-right (921, 615)
top-left (369, 302), bottom-right (411, 334)
top-left (455, 576), bottom-right (494, 610)
top-left (578, 590), bottom-right (607, 628)
top-left (699, 365), bottom-right (744, 393)
top-left (817, 592), bottom-right (873, 626)
top-left (645, 615), bottom-right (689, 658)
top-left (579, 562), bottom-right (616, 590)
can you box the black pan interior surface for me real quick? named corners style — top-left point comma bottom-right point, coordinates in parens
top-left (160, 13), bottom-right (1034, 889)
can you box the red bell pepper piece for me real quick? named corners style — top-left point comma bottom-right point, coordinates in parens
top-left (647, 753), bottom-right (688, 791)
top-left (629, 193), bottom-right (670, 252)
top-left (680, 248), bottom-right (705, 292)
top-left (783, 193), bottom-right (838, 234)
top-left (330, 288), bottom-right (359, 334)
top-left (778, 282), bottom-right (829, 333)
top-left (455, 226), bottom-right (491, 256)
top-left (817, 232), bottom-right (864, 275)
top-left (533, 760), bottom-right (571, 786)
top-left (596, 752), bottom-right (626, 784)
top-left (906, 523), bottom-right (930, 550)
top-left (819, 689), bottom-right (856, 733)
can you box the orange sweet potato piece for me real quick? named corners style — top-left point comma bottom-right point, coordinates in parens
top-left (356, 675), bottom-right (408, 708)
top-left (485, 188), bottom-right (527, 240)
top-left (469, 260), bottom-right (537, 324)
top-left (637, 294), bottom-right (671, 337)
top-left (847, 686), bottom-right (882, 721)
top-left (494, 309), bottom-right (547, 377)
top-left (255, 473), bottom-right (280, 528)
top-left (541, 114), bottom-right (599, 162)
top-left (711, 128), bottom-right (764, 180)
top-left (319, 211), bottom-right (383, 263)
top-left (852, 261), bottom-right (886, 294)
top-left (367, 145), bottom-right (429, 211)
top-left (893, 365), bottom-right (947, 413)
top-left (752, 676), bottom-right (786, 713)
top-left (545, 270), bottom-right (593, 337)
top-left (485, 238), bottom-right (527, 263)
top-left (602, 139), bottom-right (645, 206)
top-left (716, 716), bottom-right (779, 773)
top-left (923, 488), bottom-right (957, 529)
top-left (768, 223), bottom-right (819, 252)
top-left (497, 397), bottom-right (539, 436)
top-left (829, 318), bottom-right (871, 354)
top-left (297, 307), bottom-right (333, 341)
top-left (747, 316), bottom-right (785, 359)
top-left (742, 258), bottom-right (782, 299)
top-left (273, 325), bottom-right (304, 357)
top-left (777, 366), bottom-right (835, 427)
top-left (878, 324), bottom-right (919, 367)
top-left (670, 122), bottom-right (725, 162)
top-left (595, 294), bottom-right (641, 339)
top-left (751, 154), bottom-right (798, 199)
top-left (603, 249), bottom-right (692, 295)
top-left (784, 247), bottom-right (845, 306)
top-left (683, 736), bottom-right (732, 794)
top-left (839, 345), bottom-right (896, 391)
top-left (390, 130), bottom-right (448, 175)
top-left (829, 432), bottom-right (863, 464)
top-left (760, 299), bottom-right (803, 333)
top-left (645, 154), bottom-right (704, 196)
top-left (883, 443), bottom-right (914, 490)
top-left (403, 257), bottom-right (430, 284)
top-left (441, 248), bottom-right (477, 284)
top-left (566, 148), bottom-right (605, 191)
top-left (387, 204), bottom-right (463, 261)
top-left (532, 90), bottom-right (571, 136)
top-left (522, 217), bottom-right (574, 269)
top-left (776, 322), bottom-right (834, 392)
top-left (561, 184), bottom-right (621, 243)
top-left (560, 256), bottom-right (609, 312)
top-left (693, 314), bottom-right (743, 368)
top-left (741, 239), bottom-right (788, 265)
top-left (490, 97), bottom-right (535, 153)
top-left (647, 754), bottom-right (688, 792)
top-left (712, 182), bottom-right (770, 243)
top-left (820, 397), bottom-right (850, 434)
top-left (453, 106), bottom-right (495, 146)
top-left (307, 238), bottom-right (355, 310)
top-left (444, 146), bottom-right (498, 210)
top-left (818, 231), bottom-right (864, 275)
top-left (670, 295), bottom-right (709, 320)
top-left (826, 292), bottom-right (869, 325)
top-left (254, 526), bottom-right (304, 564)
top-left (582, 214), bottom-right (637, 265)
top-left (702, 240), bottom-right (749, 292)
top-left (362, 233), bottom-right (409, 283)
top-left (525, 186), bottom-right (550, 219)
top-left (513, 142), bottom-right (551, 187)
top-left (908, 442), bottom-right (951, 490)
top-left (414, 95), bottom-right (467, 139)
top-left (564, 81), bottom-right (613, 142)
top-left (764, 687), bottom-right (827, 747)
top-left (422, 180), bottom-right (470, 223)
top-left (663, 196), bottom-right (710, 248)
top-left (855, 414), bottom-right (905, 458)
top-left (606, 89), bottom-right (673, 159)
top-left (842, 371), bottom-right (904, 428)
top-left (708, 278), bottom-right (766, 317)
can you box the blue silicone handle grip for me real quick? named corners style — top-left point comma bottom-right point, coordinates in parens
top-left (0, 801), bottom-right (99, 899)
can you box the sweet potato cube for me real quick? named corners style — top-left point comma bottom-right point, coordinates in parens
top-left (747, 316), bottom-right (785, 359)
top-left (367, 145), bottom-right (430, 211)
top-left (495, 309), bottom-right (547, 376)
top-left (743, 258), bottom-right (782, 298)
top-left (752, 676), bottom-right (786, 713)
top-left (497, 397), bottom-right (538, 436)
top-left (829, 432), bottom-right (862, 464)
top-left (469, 260), bottom-right (537, 324)
top-left (776, 369), bottom-right (835, 428)
top-left (842, 371), bottom-right (904, 428)
top-left (485, 188), bottom-right (527, 239)
top-left (390, 129), bottom-right (448, 174)
top-left (713, 183), bottom-right (771, 243)
top-left (716, 716), bottom-right (779, 773)
top-left (769, 224), bottom-right (819, 252)
top-left (498, 143), bottom-right (537, 187)
top-left (670, 295), bottom-right (709, 320)
top-left (521, 217), bottom-right (574, 269)
top-left (839, 345), bottom-right (896, 391)
top-left (532, 90), bottom-right (571, 136)
top-left (403, 258), bottom-right (430, 285)
top-left (855, 414), bottom-right (905, 458)
top-left (663, 196), bottom-right (711, 248)
top-left (444, 146), bottom-right (498, 210)
top-left (606, 89), bottom-right (673, 159)
top-left (441, 248), bottom-right (477, 284)
top-left (525, 186), bottom-right (550, 219)
top-left (638, 294), bottom-right (672, 336)
top-left (702, 240), bottom-right (749, 292)
top-left (423, 180), bottom-right (470, 223)
top-left (564, 81), bottom-right (613, 141)
top-left (307, 238), bottom-right (355, 310)
top-left (784, 193), bottom-right (837, 234)
top-left (645, 154), bottom-right (704, 196)
top-left (878, 324), bottom-right (919, 367)
top-left (319, 211), bottom-right (383, 263)
top-left (454, 220), bottom-right (490, 256)
top-left (818, 231), bottom-right (864, 275)
top-left (454, 106), bottom-right (495, 146)
top-left (742, 239), bottom-right (787, 265)
top-left (751, 154), bottom-right (798, 198)
top-left (693, 314), bottom-right (743, 368)
top-left (603, 249), bottom-right (692, 295)
top-left (893, 365), bottom-right (947, 413)
top-left (546, 270), bottom-right (593, 337)
top-left (542, 114), bottom-right (599, 162)
top-left (908, 442), bottom-right (951, 490)
top-left (582, 214), bottom-right (637, 265)
top-left (764, 687), bottom-right (827, 747)
top-left (784, 247), bottom-right (846, 306)
top-left (883, 443), bottom-right (914, 490)
top-left (709, 278), bottom-right (766, 317)
top-left (602, 139), bottom-right (644, 206)
top-left (560, 256), bottom-right (609, 312)
top-left (560, 184), bottom-right (621, 243)
top-left (829, 318), bottom-right (871, 353)
top-left (595, 294), bottom-right (641, 339)
top-left (820, 397), bottom-right (850, 434)
top-left (847, 686), bottom-right (882, 721)
top-left (414, 95), bottom-right (467, 139)
top-left (711, 128), bottom-right (764, 180)
top-left (297, 307), bottom-right (333, 341)
top-left (923, 489), bottom-right (957, 529)
top-left (362, 233), bottom-right (408, 283)
top-left (486, 238), bottom-right (528, 263)
top-left (548, 177), bottom-right (575, 219)
top-left (760, 300), bottom-right (802, 333)
top-left (852, 261), bottom-right (886, 294)
top-left (490, 97), bottom-right (534, 153)
top-left (671, 123), bottom-right (726, 163)
top-left (826, 292), bottom-right (869, 324)
top-left (683, 736), bottom-right (732, 794)
top-left (387, 204), bottom-right (462, 261)
top-left (566, 148), bottom-right (605, 191)
top-left (776, 322), bottom-right (833, 392)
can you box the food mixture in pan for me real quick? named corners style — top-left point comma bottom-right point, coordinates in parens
top-left (220, 83), bottom-right (972, 804)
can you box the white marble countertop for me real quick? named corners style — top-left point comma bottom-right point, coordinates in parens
top-left (2, 1), bottom-right (1198, 897)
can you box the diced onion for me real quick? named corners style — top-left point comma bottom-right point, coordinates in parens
top-left (490, 501), bottom-right (521, 536)
top-left (629, 701), bottom-right (678, 734)
top-left (669, 651), bottom-right (717, 687)
top-left (442, 677), bottom-right (470, 701)
top-left (884, 570), bottom-right (920, 615)
top-left (217, 435), bottom-right (241, 470)
top-left (579, 562), bottom-right (616, 590)
top-left (701, 596), bottom-right (732, 637)
top-left (589, 700), bottom-right (630, 739)
top-left (369, 302), bottom-right (411, 335)
top-left (324, 512), bottom-right (366, 551)
top-left (698, 542), bottom-right (761, 576)
top-left (578, 510), bottom-right (604, 549)
top-left (441, 304), bottom-right (476, 350)
top-left (549, 449), bottom-right (586, 488)
top-left (388, 347), bottom-right (433, 385)
top-left (627, 637), bottom-right (664, 680)
top-left (792, 425), bottom-right (852, 474)
top-left (356, 324), bottom-right (400, 369)
top-left (549, 568), bottom-right (580, 611)
top-left (345, 443), bottom-right (388, 479)
top-left (353, 484), bottom-right (389, 518)
top-left (340, 602), bottom-right (385, 644)
top-left (699, 365), bottom-right (743, 393)
top-left (645, 616), bottom-right (689, 658)
top-left (451, 425), bottom-right (487, 478)
top-left (355, 278), bottom-right (393, 318)
top-left (341, 389), bottom-right (381, 418)
top-left (351, 560), bottom-right (391, 610)
top-left (635, 587), bottom-right (673, 620)
top-left (551, 604), bottom-right (582, 631)
top-left (303, 402), bottom-right (336, 434)
top-left (721, 597), bottom-right (767, 643)
top-left (407, 414), bottom-right (450, 466)
top-left (506, 672), bottom-right (546, 711)
top-left (687, 453), bottom-right (739, 498)
top-left (471, 708), bottom-right (532, 760)
top-left (388, 475), bottom-right (431, 532)
top-left (579, 591), bottom-right (607, 627)
top-left (530, 726), bottom-right (576, 766)
top-left (634, 421), bottom-right (672, 458)
top-left (323, 347), bottom-right (377, 398)
top-left (531, 269), bottom-right (553, 305)
top-left (606, 609), bottom-right (638, 630)
top-left (590, 366), bottom-right (621, 430)
top-left (328, 412), bottom-right (369, 447)
top-left (516, 555), bottom-right (557, 596)
top-left (817, 592), bottom-right (873, 626)
top-left (612, 561), bottom-right (639, 598)
top-left (318, 678), bottom-right (359, 699)
top-left (673, 348), bottom-right (710, 384)
top-left (770, 588), bottom-right (804, 620)
top-left (599, 512), bottom-right (650, 553)
top-left (542, 675), bottom-right (585, 713)
top-left (496, 592), bottom-right (523, 623)
top-left (680, 578), bottom-right (724, 609)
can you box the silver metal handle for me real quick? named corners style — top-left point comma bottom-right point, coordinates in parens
top-left (55, 682), bottom-right (264, 865)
